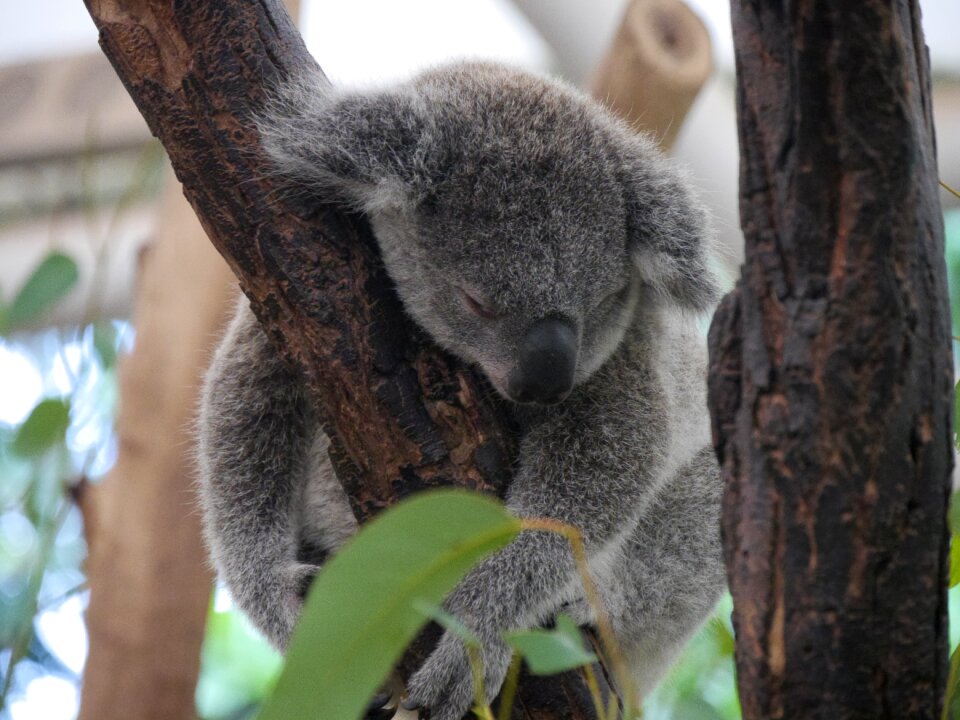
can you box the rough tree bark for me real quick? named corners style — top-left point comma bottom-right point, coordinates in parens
top-left (78, 8), bottom-right (295, 720)
top-left (708, 2), bottom-right (952, 719)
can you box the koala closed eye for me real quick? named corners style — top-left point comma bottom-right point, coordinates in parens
top-left (459, 288), bottom-right (500, 320)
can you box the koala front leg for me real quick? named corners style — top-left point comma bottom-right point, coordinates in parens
top-left (404, 530), bottom-right (575, 719)
top-left (197, 298), bottom-right (318, 651)
top-left (406, 401), bottom-right (664, 719)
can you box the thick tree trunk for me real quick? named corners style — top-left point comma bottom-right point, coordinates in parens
top-left (708, 2), bottom-right (952, 719)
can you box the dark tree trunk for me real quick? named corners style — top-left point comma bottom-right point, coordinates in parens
top-left (80, 0), bottom-right (608, 715)
top-left (708, 2), bottom-right (952, 719)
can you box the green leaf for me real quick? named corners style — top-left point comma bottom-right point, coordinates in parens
top-left (944, 641), bottom-right (960, 720)
top-left (12, 399), bottom-right (71, 457)
top-left (505, 614), bottom-right (597, 676)
top-left (0, 302), bottom-right (9, 335)
top-left (707, 616), bottom-right (736, 658)
top-left (197, 602), bottom-right (282, 720)
top-left (256, 490), bottom-right (520, 720)
top-left (670, 698), bottom-right (727, 720)
top-left (951, 493), bottom-right (960, 537)
top-left (7, 252), bottom-right (79, 329)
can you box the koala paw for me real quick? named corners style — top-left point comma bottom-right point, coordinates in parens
top-left (404, 630), bottom-right (512, 720)
top-left (239, 560), bottom-right (319, 651)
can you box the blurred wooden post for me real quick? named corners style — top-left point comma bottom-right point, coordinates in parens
top-left (591, 0), bottom-right (712, 151)
top-left (78, 5), bottom-right (299, 719)
top-left (78, 182), bottom-right (236, 720)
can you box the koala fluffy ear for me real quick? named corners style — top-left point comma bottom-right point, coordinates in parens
top-left (256, 70), bottom-right (427, 212)
top-left (620, 137), bottom-right (719, 312)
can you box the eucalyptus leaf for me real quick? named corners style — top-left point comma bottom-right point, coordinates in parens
top-left (945, 641), bottom-right (960, 720)
top-left (256, 490), bottom-right (519, 720)
top-left (671, 697), bottom-right (728, 720)
top-left (707, 617), bottom-right (736, 658)
top-left (505, 614), bottom-right (597, 676)
top-left (12, 399), bottom-right (71, 458)
top-left (8, 253), bottom-right (79, 329)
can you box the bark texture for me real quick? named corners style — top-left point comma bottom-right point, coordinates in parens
top-left (708, 2), bottom-right (952, 719)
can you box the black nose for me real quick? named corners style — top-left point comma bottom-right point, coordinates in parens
top-left (506, 318), bottom-right (578, 404)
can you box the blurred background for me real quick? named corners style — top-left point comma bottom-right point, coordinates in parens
top-left (0, 1), bottom-right (958, 719)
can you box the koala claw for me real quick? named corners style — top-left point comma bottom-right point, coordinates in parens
top-left (406, 631), bottom-right (511, 720)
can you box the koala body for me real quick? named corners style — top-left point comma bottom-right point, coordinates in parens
top-left (198, 62), bottom-right (724, 718)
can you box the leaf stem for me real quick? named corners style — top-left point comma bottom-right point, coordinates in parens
top-left (496, 653), bottom-right (522, 720)
top-left (520, 517), bottom-right (636, 717)
top-left (582, 663), bottom-right (608, 720)
top-left (941, 179), bottom-right (960, 200)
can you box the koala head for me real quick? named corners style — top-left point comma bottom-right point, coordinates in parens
top-left (260, 62), bottom-right (717, 404)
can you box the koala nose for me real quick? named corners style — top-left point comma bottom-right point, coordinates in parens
top-left (506, 318), bottom-right (578, 404)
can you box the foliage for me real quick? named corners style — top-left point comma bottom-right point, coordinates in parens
top-left (941, 207), bottom-right (960, 720)
top-left (243, 494), bottom-right (733, 720)
top-left (196, 595), bottom-right (283, 720)
top-left (1, 254), bottom-right (79, 335)
top-left (12, 400), bottom-right (71, 459)
top-left (505, 615), bottom-right (598, 676)
top-left (0, 251), bottom-right (124, 718)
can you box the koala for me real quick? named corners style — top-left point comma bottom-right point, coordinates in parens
top-left (197, 61), bottom-right (725, 719)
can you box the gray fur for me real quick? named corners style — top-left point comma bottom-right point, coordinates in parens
top-left (198, 61), bottom-right (723, 716)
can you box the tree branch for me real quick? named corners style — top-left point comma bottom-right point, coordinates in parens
top-left (709, 2), bottom-right (952, 717)
top-left (85, 0), bottom-right (517, 517)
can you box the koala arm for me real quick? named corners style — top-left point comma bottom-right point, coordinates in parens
top-left (407, 379), bottom-right (666, 718)
top-left (197, 298), bottom-right (317, 651)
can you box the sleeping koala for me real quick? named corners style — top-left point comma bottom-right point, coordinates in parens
top-left (197, 61), bottom-right (725, 718)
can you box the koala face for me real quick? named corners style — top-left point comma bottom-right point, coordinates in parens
top-left (259, 62), bottom-right (716, 404)
top-left (369, 152), bottom-right (639, 404)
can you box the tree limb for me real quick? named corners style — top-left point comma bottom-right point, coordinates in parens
top-left (709, 2), bottom-right (952, 717)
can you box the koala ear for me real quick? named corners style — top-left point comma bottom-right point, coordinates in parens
top-left (256, 70), bottom-right (427, 213)
top-left (620, 137), bottom-right (719, 312)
